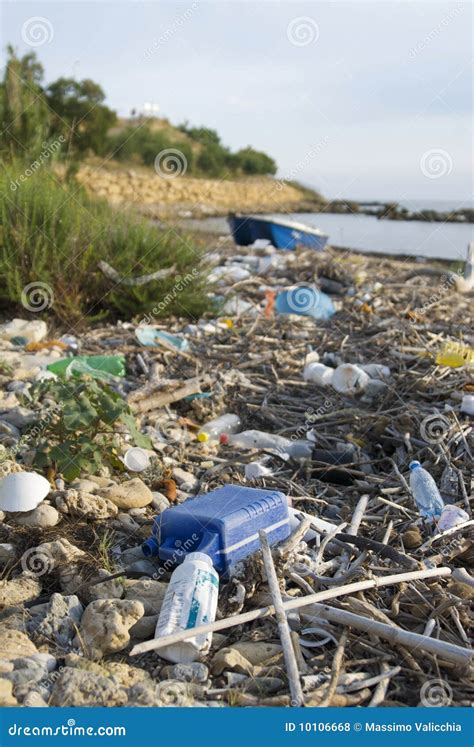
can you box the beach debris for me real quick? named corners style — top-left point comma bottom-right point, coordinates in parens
top-left (154, 552), bottom-right (219, 663)
top-left (303, 361), bottom-right (334, 385)
top-left (0, 471), bottom-right (50, 512)
top-left (275, 285), bottom-right (335, 320)
top-left (461, 394), bottom-right (474, 416)
top-left (331, 363), bottom-right (370, 394)
top-left (435, 340), bottom-right (474, 367)
top-left (244, 461), bottom-right (273, 480)
top-left (98, 260), bottom-right (176, 286)
top-left (47, 354), bottom-right (126, 380)
top-left (0, 319), bottom-right (48, 344)
top-left (437, 504), bottom-right (470, 532)
top-left (409, 460), bottom-right (445, 519)
top-left (123, 447), bottom-right (151, 472)
top-left (197, 413), bottom-right (241, 443)
top-left (135, 326), bottom-right (189, 352)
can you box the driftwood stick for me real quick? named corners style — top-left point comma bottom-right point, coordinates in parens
top-left (301, 603), bottom-right (472, 667)
top-left (131, 376), bottom-right (211, 413)
top-left (131, 566), bottom-right (454, 656)
top-left (335, 493), bottom-right (369, 577)
top-left (259, 530), bottom-right (304, 707)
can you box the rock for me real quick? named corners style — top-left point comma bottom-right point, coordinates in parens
top-left (107, 661), bottom-right (153, 689)
top-left (130, 614), bottom-right (158, 639)
top-left (172, 468), bottom-right (199, 492)
top-left (169, 662), bottom-right (209, 684)
top-left (55, 489), bottom-right (118, 520)
top-left (9, 503), bottom-right (59, 528)
top-left (124, 579), bottom-right (167, 615)
top-left (211, 648), bottom-right (254, 676)
top-left (0, 574), bottom-right (42, 607)
top-left (50, 667), bottom-right (128, 707)
top-left (0, 678), bottom-right (17, 706)
top-left (23, 691), bottom-right (48, 707)
top-left (88, 476), bottom-right (114, 488)
top-left (32, 537), bottom-right (85, 567)
top-left (15, 653), bottom-right (57, 673)
top-left (73, 599), bottom-right (145, 658)
top-left (87, 571), bottom-right (124, 602)
top-left (403, 526), bottom-right (423, 549)
top-left (0, 629), bottom-right (37, 660)
top-left (115, 512), bottom-right (140, 531)
top-left (34, 593), bottom-right (83, 649)
top-left (151, 491), bottom-right (170, 513)
top-left (127, 680), bottom-right (193, 707)
top-left (100, 478), bottom-right (153, 509)
top-left (69, 479), bottom-right (100, 493)
top-left (226, 642), bottom-right (283, 665)
top-left (0, 420), bottom-right (20, 446)
top-left (0, 406), bottom-right (36, 429)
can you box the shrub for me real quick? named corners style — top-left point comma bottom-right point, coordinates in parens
top-left (0, 165), bottom-right (211, 325)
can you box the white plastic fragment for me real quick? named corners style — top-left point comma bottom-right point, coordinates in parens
top-left (0, 471), bottom-right (51, 512)
top-left (123, 448), bottom-right (151, 473)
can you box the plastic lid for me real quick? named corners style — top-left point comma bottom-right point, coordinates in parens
top-left (409, 460), bottom-right (421, 471)
top-left (219, 433), bottom-right (229, 444)
top-left (184, 552), bottom-right (213, 566)
top-left (197, 432), bottom-right (209, 442)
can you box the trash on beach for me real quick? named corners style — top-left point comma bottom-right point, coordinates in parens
top-left (47, 354), bottom-right (126, 381)
top-left (436, 341), bottom-right (474, 367)
top-left (208, 264), bottom-right (251, 284)
top-left (0, 319), bottom-right (48, 344)
top-left (123, 447), bottom-right (151, 472)
top-left (197, 414), bottom-right (241, 443)
top-left (275, 286), bottom-right (335, 320)
top-left (220, 429), bottom-right (291, 452)
top-left (409, 460), bottom-right (445, 519)
top-left (331, 363), bottom-right (370, 394)
top-left (0, 471), bottom-right (51, 512)
top-left (154, 551), bottom-right (219, 663)
top-left (143, 485), bottom-right (290, 575)
top-left (219, 296), bottom-right (258, 318)
top-left (244, 461), bottom-right (274, 479)
top-left (437, 504), bottom-right (470, 532)
top-left (461, 394), bottom-right (474, 416)
top-left (135, 326), bottom-right (189, 352)
top-left (303, 361), bottom-right (334, 386)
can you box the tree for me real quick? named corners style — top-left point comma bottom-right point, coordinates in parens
top-left (234, 147), bottom-right (277, 176)
top-left (0, 46), bottom-right (50, 155)
top-left (46, 77), bottom-right (116, 154)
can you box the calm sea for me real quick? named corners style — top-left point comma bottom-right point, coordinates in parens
top-left (181, 208), bottom-right (473, 262)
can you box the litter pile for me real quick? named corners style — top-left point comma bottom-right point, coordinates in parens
top-left (0, 239), bottom-right (472, 708)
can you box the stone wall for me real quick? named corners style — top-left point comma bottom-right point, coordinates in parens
top-left (76, 163), bottom-right (312, 218)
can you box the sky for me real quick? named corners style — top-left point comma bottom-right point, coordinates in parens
top-left (1, 0), bottom-right (472, 203)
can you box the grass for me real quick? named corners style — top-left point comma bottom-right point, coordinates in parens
top-left (0, 164), bottom-right (211, 326)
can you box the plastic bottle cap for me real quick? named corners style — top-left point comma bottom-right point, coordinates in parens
top-left (409, 460), bottom-right (421, 471)
top-left (197, 432), bottom-right (209, 442)
top-left (185, 552), bottom-right (213, 566)
top-left (123, 447), bottom-right (150, 472)
top-left (219, 434), bottom-right (229, 444)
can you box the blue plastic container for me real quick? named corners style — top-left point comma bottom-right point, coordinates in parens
top-left (275, 286), bottom-right (335, 320)
top-left (142, 485), bottom-right (290, 576)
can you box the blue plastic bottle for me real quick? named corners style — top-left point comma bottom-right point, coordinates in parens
top-left (409, 461), bottom-right (445, 519)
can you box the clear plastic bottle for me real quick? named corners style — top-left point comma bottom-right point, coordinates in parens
top-left (197, 414), bottom-right (241, 443)
top-left (220, 429), bottom-right (292, 450)
top-left (154, 552), bottom-right (219, 663)
top-left (409, 461), bottom-right (445, 519)
top-left (303, 362), bottom-right (334, 386)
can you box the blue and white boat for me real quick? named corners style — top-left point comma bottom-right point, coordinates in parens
top-left (228, 214), bottom-right (328, 251)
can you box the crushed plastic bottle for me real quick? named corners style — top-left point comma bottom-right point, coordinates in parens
top-left (154, 552), bottom-right (219, 663)
top-left (275, 285), bottom-right (335, 320)
top-left (220, 429), bottom-right (292, 451)
top-left (437, 504), bottom-right (470, 532)
top-left (244, 461), bottom-right (273, 479)
top-left (47, 354), bottom-right (126, 381)
top-left (359, 363), bottom-right (391, 379)
top-left (461, 394), bottom-right (474, 416)
top-left (135, 327), bottom-right (189, 352)
top-left (197, 414), bottom-right (241, 443)
top-left (332, 364), bottom-right (370, 394)
top-left (409, 460), bottom-right (445, 519)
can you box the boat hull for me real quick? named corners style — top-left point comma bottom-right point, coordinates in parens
top-left (228, 214), bottom-right (328, 251)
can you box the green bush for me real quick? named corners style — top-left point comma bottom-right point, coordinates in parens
top-left (0, 165), bottom-right (211, 325)
top-left (233, 147), bottom-right (277, 176)
top-left (108, 125), bottom-right (194, 170)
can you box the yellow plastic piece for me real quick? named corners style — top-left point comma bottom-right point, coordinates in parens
top-left (197, 432), bottom-right (209, 442)
top-left (436, 341), bottom-right (474, 368)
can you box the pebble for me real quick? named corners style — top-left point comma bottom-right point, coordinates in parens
top-left (100, 478), bottom-right (153, 509)
top-left (124, 579), bottom-right (168, 615)
top-left (169, 662), bottom-right (209, 684)
top-left (50, 667), bottom-right (128, 707)
top-left (73, 599), bottom-right (145, 658)
top-left (9, 503), bottom-right (59, 528)
top-left (55, 489), bottom-right (118, 519)
top-left (0, 575), bottom-right (42, 607)
top-left (34, 593), bottom-right (83, 649)
top-left (0, 629), bottom-right (38, 660)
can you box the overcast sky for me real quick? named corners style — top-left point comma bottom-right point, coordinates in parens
top-left (1, 1), bottom-right (472, 202)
